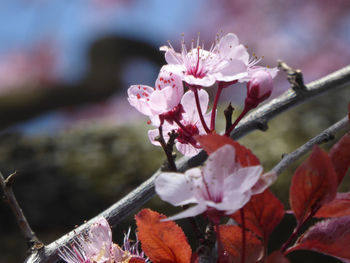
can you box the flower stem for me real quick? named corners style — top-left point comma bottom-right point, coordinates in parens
top-left (193, 89), bottom-right (211, 134)
top-left (210, 83), bottom-right (224, 131)
top-left (240, 208), bottom-right (246, 263)
top-left (225, 106), bottom-right (250, 136)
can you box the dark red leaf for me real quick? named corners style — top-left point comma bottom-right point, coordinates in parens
top-left (135, 209), bottom-right (192, 263)
top-left (286, 216), bottom-right (350, 262)
top-left (329, 133), bottom-right (350, 185)
top-left (218, 225), bottom-right (263, 263)
top-left (289, 146), bottom-right (338, 223)
top-left (230, 189), bottom-right (284, 242)
top-left (196, 134), bottom-right (260, 167)
top-left (314, 192), bottom-right (350, 218)
top-left (265, 251), bottom-right (290, 263)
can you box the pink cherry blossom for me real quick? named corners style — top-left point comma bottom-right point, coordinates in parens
top-left (58, 217), bottom-right (115, 263)
top-left (127, 65), bottom-right (184, 117)
top-left (58, 217), bottom-right (147, 263)
top-left (155, 144), bottom-right (276, 221)
top-left (160, 33), bottom-right (251, 87)
top-left (148, 89), bottom-right (211, 156)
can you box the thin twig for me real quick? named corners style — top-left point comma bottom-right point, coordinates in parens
top-left (272, 116), bottom-right (349, 176)
top-left (25, 63), bottom-right (350, 263)
top-left (0, 172), bottom-right (44, 252)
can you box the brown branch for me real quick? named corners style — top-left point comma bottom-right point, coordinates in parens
top-left (0, 172), bottom-right (44, 252)
top-left (25, 63), bottom-right (350, 263)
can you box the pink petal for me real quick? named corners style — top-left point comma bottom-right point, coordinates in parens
top-left (155, 172), bottom-right (198, 206)
top-left (155, 65), bottom-right (183, 91)
top-left (83, 217), bottom-right (113, 261)
top-left (206, 191), bottom-right (250, 214)
top-left (203, 145), bottom-right (238, 202)
top-left (147, 129), bottom-right (161, 146)
top-left (149, 85), bottom-right (182, 113)
top-left (160, 47), bottom-right (183, 65)
top-left (214, 59), bottom-right (248, 82)
top-left (251, 171), bottom-right (277, 195)
top-left (218, 34), bottom-right (249, 64)
top-left (224, 166), bottom-right (263, 194)
top-left (181, 89), bottom-right (209, 122)
top-left (127, 85), bottom-right (155, 116)
top-left (162, 203), bottom-right (207, 221)
top-left (176, 142), bottom-right (201, 157)
top-left (183, 73), bottom-right (216, 87)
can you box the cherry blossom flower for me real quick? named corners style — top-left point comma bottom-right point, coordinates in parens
top-left (58, 217), bottom-right (147, 263)
top-left (160, 33), bottom-right (253, 87)
top-left (58, 217), bottom-right (115, 263)
top-left (155, 144), bottom-right (276, 221)
top-left (148, 89), bottom-right (211, 156)
top-left (127, 65), bottom-right (184, 118)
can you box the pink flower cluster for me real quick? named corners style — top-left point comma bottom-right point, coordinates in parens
top-left (127, 33), bottom-right (278, 156)
top-left (58, 217), bottom-right (146, 263)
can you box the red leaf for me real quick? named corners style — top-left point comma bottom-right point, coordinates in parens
top-left (289, 146), bottom-right (338, 223)
top-left (329, 133), bottom-right (350, 185)
top-left (314, 192), bottom-right (350, 218)
top-left (230, 189), bottom-right (284, 242)
top-left (196, 134), bottom-right (260, 167)
top-left (218, 225), bottom-right (263, 263)
top-left (135, 209), bottom-right (192, 263)
top-left (286, 216), bottom-right (350, 262)
top-left (265, 251), bottom-right (290, 263)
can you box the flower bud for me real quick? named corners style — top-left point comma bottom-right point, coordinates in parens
top-left (245, 70), bottom-right (273, 109)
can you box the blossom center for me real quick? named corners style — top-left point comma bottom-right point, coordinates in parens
top-left (177, 124), bottom-right (199, 145)
top-left (186, 46), bottom-right (207, 79)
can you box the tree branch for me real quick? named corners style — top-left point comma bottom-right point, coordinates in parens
top-left (25, 64), bottom-right (350, 263)
top-left (0, 172), bottom-right (44, 251)
top-left (272, 115), bottom-right (349, 175)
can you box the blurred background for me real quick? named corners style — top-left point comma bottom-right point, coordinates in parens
top-left (0, 0), bottom-right (349, 262)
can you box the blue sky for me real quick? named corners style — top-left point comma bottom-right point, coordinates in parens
top-left (0, 0), bottom-right (204, 81)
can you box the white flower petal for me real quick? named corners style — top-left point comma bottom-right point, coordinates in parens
top-left (162, 203), bottom-right (207, 221)
top-left (176, 142), bottom-right (201, 157)
top-left (224, 166), bottom-right (263, 194)
top-left (181, 89), bottom-right (209, 122)
top-left (155, 172), bottom-right (198, 206)
top-left (203, 145), bottom-right (238, 202)
top-left (251, 171), bottom-right (277, 195)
